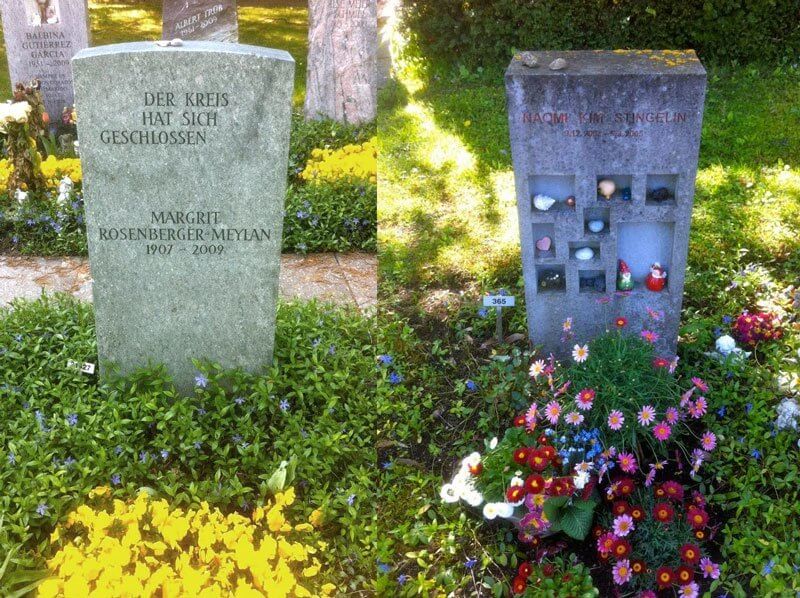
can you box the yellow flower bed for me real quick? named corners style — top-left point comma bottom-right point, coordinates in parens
top-left (0, 156), bottom-right (82, 187)
top-left (39, 487), bottom-right (335, 598)
top-left (300, 138), bottom-right (376, 184)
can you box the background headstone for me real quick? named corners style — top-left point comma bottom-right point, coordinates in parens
top-left (163, 0), bottom-right (238, 43)
top-left (505, 50), bottom-right (706, 357)
top-left (305, 0), bottom-right (377, 124)
top-left (73, 41), bottom-right (294, 391)
top-left (0, 0), bottom-right (89, 121)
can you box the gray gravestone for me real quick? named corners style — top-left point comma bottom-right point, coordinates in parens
top-left (0, 0), bottom-right (89, 121)
top-left (505, 50), bottom-right (706, 357)
top-left (163, 0), bottom-right (238, 43)
top-left (72, 41), bottom-right (294, 391)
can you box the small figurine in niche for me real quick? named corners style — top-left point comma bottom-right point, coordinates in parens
top-left (617, 259), bottom-right (634, 291)
top-left (539, 269), bottom-right (565, 291)
top-left (565, 195), bottom-right (576, 208)
top-left (598, 179), bottom-right (616, 200)
top-left (647, 187), bottom-right (674, 203)
top-left (645, 262), bottom-right (667, 292)
top-left (620, 187), bottom-right (632, 201)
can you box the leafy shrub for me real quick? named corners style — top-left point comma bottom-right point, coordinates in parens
top-left (0, 294), bottom-right (375, 591)
top-left (401, 0), bottom-right (800, 71)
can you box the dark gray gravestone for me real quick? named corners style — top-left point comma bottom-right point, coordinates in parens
top-left (505, 50), bottom-right (706, 358)
top-left (72, 41), bottom-right (294, 392)
top-left (0, 0), bottom-right (89, 120)
top-left (163, 0), bottom-right (238, 43)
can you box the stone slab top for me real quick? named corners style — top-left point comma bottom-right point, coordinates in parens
top-left (506, 50), bottom-right (706, 78)
top-left (73, 40), bottom-right (293, 64)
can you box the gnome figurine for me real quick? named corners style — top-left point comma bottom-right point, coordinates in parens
top-left (617, 259), bottom-right (634, 291)
top-left (645, 262), bottom-right (667, 292)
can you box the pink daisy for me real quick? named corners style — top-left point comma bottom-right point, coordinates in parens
top-left (612, 559), bottom-right (632, 585)
top-left (701, 431), bottom-right (717, 451)
top-left (565, 411), bottom-right (584, 426)
top-left (641, 329), bottom-right (659, 344)
top-left (525, 403), bottom-right (538, 425)
top-left (562, 317), bottom-right (573, 332)
top-left (597, 531), bottom-right (617, 554)
top-left (691, 377), bottom-right (709, 392)
top-left (607, 410), bottom-right (625, 431)
top-left (640, 592), bottom-right (657, 598)
top-left (644, 468), bottom-right (657, 487)
top-left (693, 396), bottom-right (708, 417)
top-left (575, 388), bottom-right (595, 411)
top-left (646, 306), bottom-right (664, 321)
top-left (699, 557), bottom-right (720, 579)
top-left (665, 407), bottom-right (680, 424)
top-left (678, 581), bottom-right (699, 598)
top-left (544, 401), bottom-right (561, 425)
top-left (669, 355), bottom-right (680, 374)
top-left (613, 514), bottom-right (635, 537)
top-left (637, 405), bottom-right (656, 426)
top-left (680, 387), bottom-right (695, 408)
top-left (617, 452), bottom-right (638, 474)
top-left (653, 422), bottom-right (672, 441)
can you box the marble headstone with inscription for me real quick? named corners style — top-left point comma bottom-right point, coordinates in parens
top-left (163, 0), bottom-right (238, 43)
top-left (73, 41), bottom-right (294, 391)
top-left (0, 0), bottom-right (89, 120)
top-left (505, 50), bottom-right (706, 357)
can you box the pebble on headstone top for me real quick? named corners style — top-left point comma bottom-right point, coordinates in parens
top-left (505, 50), bottom-right (706, 357)
top-left (163, 0), bottom-right (238, 43)
top-left (0, 0), bottom-right (90, 121)
top-left (72, 41), bottom-right (294, 392)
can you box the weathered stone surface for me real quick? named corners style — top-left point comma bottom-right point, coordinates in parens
top-left (73, 41), bottom-right (294, 391)
top-left (0, 0), bottom-right (89, 120)
top-left (163, 0), bottom-right (238, 43)
top-left (505, 50), bottom-right (706, 357)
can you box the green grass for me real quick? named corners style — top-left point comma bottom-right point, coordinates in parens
top-left (378, 61), bottom-right (800, 596)
top-left (0, 0), bottom-right (308, 104)
top-left (0, 293), bottom-right (375, 594)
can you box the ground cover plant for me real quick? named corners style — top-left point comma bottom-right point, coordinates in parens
top-left (377, 47), bottom-right (800, 597)
top-left (0, 293), bottom-right (376, 595)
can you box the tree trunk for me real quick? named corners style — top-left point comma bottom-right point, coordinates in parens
top-left (304, 0), bottom-right (377, 124)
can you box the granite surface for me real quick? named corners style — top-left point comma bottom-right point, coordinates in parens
top-left (0, 0), bottom-right (90, 119)
top-left (162, 0), bottom-right (238, 43)
top-left (505, 50), bottom-right (706, 357)
top-left (73, 41), bottom-right (294, 392)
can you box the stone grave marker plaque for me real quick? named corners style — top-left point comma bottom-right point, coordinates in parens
top-left (0, 0), bottom-right (89, 121)
top-left (505, 50), bottom-right (706, 357)
top-left (72, 41), bottom-right (294, 391)
top-left (163, 0), bottom-right (238, 43)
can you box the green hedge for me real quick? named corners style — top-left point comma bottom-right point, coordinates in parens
top-left (402, 0), bottom-right (800, 69)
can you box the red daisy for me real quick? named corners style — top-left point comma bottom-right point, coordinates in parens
top-left (617, 477), bottom-right (635, 496)
top-left (694, 529), bottom-right (707, 541)
top-left (679, 543), bottom-right (701, 565)
top-left (615, 316), bottom-right (628, 328)
top-left (613, 500), bottom-right (631, 516)
top-left (506, 485), bottom-right (525, 503)
top-left (512, 447), bottom-right (530, 465)
top-left (611, 538), bottom-right (631, 559)
top-left (511, 576), bottom-right (527, 594)
top-left (653, 502), bottom-right (675, 523)
top-left (630, 505), bottom-right (644, 521)
top-left (525, 474), bottom-right (545, 494)
top-left (513, 415), bottom-right (527, 427)
top-left (652, 356), bottom-right (670, 368)
top-left (656, 566), bottom-right (674, 588)
top-left (661, 481), bottom-right (685, 502)
top-left (541, 445), bottom-right (557, 460)
top-left (528, 448), bottom-right (549, 471)
top-left (518, 562), bottom-right (532, 578)
top-left (676, 565), bottom-right (694, 584)
top-left (631, 559), bottom-right (647, 575)
top-left (687, 506), bottom-right (709, 529)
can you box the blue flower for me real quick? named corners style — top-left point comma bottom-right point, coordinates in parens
top-left (762, 559), bottom-right (776, 575)
top-left (63, 457), bottom-right (76, 468)
top-left (194, 373), bottom-right (208, 388)
top-left (478, 308), bottom-right (488, 318)
top-left (722, 315), bottom-right (732, 324)
top-left (296, 210), bottom-right (308, 219)
top-left (139, 451), bottom-right (149, 463)
top-left (347, 494), bottom-right (356, 506)
top-left (111, 473), bottom-right (121, 486)
top-left (328, 344), bottom-right (336, 355)
top-left (465, 557), bottom-right (478, 569)
top-left (388, 372), bottom-right (403, 385)
top-left (7, 452), bottom-right (15, 465)
top-left (312, 338), bottom-right (321, 347)
top-left (398, 574), bottom-right (410, 585)
top-left (751, 448), bottom-right (761, 460)
top-left (377, 560), bottom-right (391, 574)
top-left (197, 408), bottom-right (207, 416)
top-left (194, 441), bottom-right (202, 449)
top-left (234, 396), bottom-right (246, 405)
top-left (36, 503), bottom-right (48, 516)
top-left (114, 445), bottom-right (123, 456)
top-left (160, 449), bottom-right (170, 460)
top-left (279, 399), bottom-right (290, 412)
top-left (66, 413), bottom-right (78, 426)
top-left (465, 380), bottom-right (477, 391)
top-left (378, 354), bottom-right (393, 366)
top-left (382, 460), bottom-right (393, 470)
top-left (717, 405), bottom-right (727, 419)
top-left (745, 403), bottom-right (753, 414)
